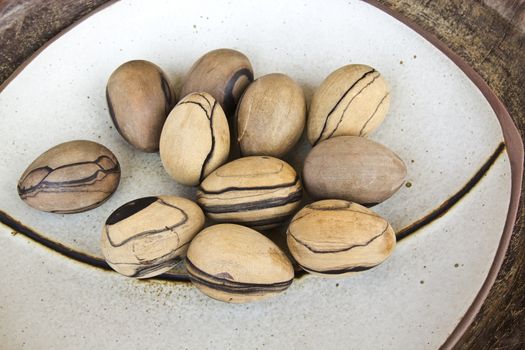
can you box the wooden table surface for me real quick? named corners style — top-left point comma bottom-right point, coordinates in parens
top-left (0, 0), bottom-right (524, 348)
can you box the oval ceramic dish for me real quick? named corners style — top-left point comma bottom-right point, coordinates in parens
top-left (0, 0), bottom-right (522, 349)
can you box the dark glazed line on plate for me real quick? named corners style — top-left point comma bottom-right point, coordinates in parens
top-left (358, 2), bottom-right (522, 349)
top-left (0, 141), bottom-right (504, 282)
top-left (0, 210), bottom-right (190, 282)
top-left (396, 142), bottom-right (506, 241)
top-left (0, 210), bottom-right (111, 270)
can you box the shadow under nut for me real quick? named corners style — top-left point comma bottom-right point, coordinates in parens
top-left (17, 140), bottom-right (120, 214)
top-left (186, 224), bottom-right (294, 303)
top-left (106, 60), bottom-right (176, 152)
top-left (100, 195), bottom-right (204, 279)
top-left (180, 48), bottom-right (254, 116)
top-left (236, 73), bottom-right (306, 157)
top-left (303, 136), bottom-right (407, 205)
top-left (287, 199), bottom-right (396, 276)
top-left (159, 92), bottom-right (230, 186)
top-left (307, 64), bottom-right (390, 145)
top-left (197, 156), bottom-right (303, 230)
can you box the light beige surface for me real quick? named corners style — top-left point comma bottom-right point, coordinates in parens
top-left (236, 73), bottom-right (306, 157)
top-left (106, 60), bottom-right (175, 152)
top-left (307, 64), bottom-right (390, 145)
top-left (159, 92), bottom-right (230, 186)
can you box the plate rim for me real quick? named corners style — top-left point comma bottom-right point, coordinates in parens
top-left (363, 2), bottom-right (524, 348)
top-left (0, 1), bottom-right (522, 348)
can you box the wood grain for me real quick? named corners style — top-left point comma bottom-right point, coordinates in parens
top-left (0, 0), bottom-right (523, 348)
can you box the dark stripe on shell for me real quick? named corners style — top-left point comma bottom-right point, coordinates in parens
top-left (287, 222), bottom-right (389, 254)
top-left (323, 73), bottom-right (381, 141)
top-left (18, 155), bottom-right (120, 197)
top-left (186, 258), bottom-right (292, 294)
top-left (298, 262), bottom-right (377, 275)
top-left (223, 67), bottom-right (254, 115)
top-left (358, 92), bottom-right (390, 136)
top-left (178, 94), bottom-right (217, 183)
top-left (221, 215), bottom-right (292, 228)
top-left (105, 196), bottom-right (158, 225)
top-left (201, 189), bottom-right (302, 214)
top-left (199, 176), bottom-right (300, 195)
top-left (104, 198), bottom-right (189, 247)
top-left (106, 86), bottom-right (131, 144)
top-left (160, 72), bottom-right (174, 115)
top-left (312, 69), bottom-right (376, 145)
top-left (130, 256), bottom-right (183, 278)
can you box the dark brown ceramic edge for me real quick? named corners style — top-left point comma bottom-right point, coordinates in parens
top-left (0, 1), bottom-right (522, 348)
top-left (0, 0), bottom-right (120, 94)
top-left (362, 1), bottom-right (524, 349)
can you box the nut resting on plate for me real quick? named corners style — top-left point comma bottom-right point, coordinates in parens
top-left (159, 92), bottom-right (230, 186)
top-left (236, 73), bottom-right (306, 157)
top-left (106, 60), bottom-right (176, 152)
top-left (197, 156), bottom-right (303, 229)
top-left (303, 135), bottom-right (407, 205)
top-left (180, 48), bottom-right (254, 116)
top-left (287, 199), bottom-right (396, 276)
top-left (101, 196), bottom-right (204, 278)
top-left (307, 64), bottom-right (390, 145)
top-left (186, 224), bottom-right (294, 303)
top-left (17, 140), bottom-right (120, 213)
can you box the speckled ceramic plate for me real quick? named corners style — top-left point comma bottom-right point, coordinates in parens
top-left (0, 0), bottom-right (522, 349)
